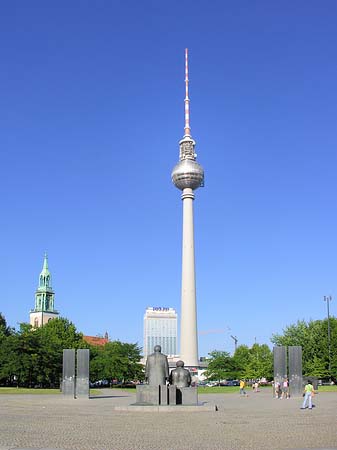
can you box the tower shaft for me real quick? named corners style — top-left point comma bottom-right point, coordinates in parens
top-left (180, 188), bottom-right (198, 366)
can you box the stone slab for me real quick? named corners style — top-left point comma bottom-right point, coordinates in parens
top-left (76, 349), bottom-right (89, 398)
top-left (289, 345), bottom-right (303, 397)
top-left (160, 384), bottom-right (168, 405)
top-left (135, 384), bottom-right (159, 405)
top-left (273, 345), bottom-right (287, 383)
top-left (168, 384), bottom-right (177, 405)
top-left (180, 386), bottom-right (198, 405)
top-left (62, 349), bottom-right (75, 397)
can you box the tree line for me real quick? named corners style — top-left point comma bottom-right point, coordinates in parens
top-left (0, 314), bottom-right (143, 387)
top-left (0, 313), bottom-right (335, 387)
top-left (203, 344), bottom-right (273, 382)
top-left (204, 317), bottom-right (336, 382)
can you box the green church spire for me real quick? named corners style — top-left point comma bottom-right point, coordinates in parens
top-left (33, 253), bottom-right (56, 312)
top-left (39, 252), bottom-right (52, 290)
top-left (30, 253), bottom-right (59, 327)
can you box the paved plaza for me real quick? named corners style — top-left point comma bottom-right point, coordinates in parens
top-left (0, 388), bottom-right (336, 450)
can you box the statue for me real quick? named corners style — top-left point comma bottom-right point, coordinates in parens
top-left (169, 360), bottom-right (191, 388)
top-left (145, 345), bottom-right (169, 386)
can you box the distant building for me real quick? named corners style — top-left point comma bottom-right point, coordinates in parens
top-left (83, 332), bottom-right (109, 346)
top-left (30, 253), bottom-right (59, 327)
top-left (143, 307), bottom-right (177, 358)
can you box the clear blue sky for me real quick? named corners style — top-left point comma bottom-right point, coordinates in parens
top-left (1, 1), bottom-right (336, 357)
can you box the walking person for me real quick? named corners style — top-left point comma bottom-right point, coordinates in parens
top-left (240, 379), bottom-right (248, 397)
top-left (274, 380), bottom-right (281, 399)
top-left (281, 378), bottom-right (289, 399)
top-left (301, 380), bottom-right (315, 410)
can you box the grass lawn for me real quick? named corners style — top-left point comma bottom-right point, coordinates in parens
top-left (317, 385), bottom-right (337, 392)
top-left (197, 386), bottom-right (241, 394)
top-left (1, 385), bottom-right (336, 395)
top-left (197, 385), bottom-right (337, 394)
top-left (0, 388), bottom-right (60, 394)
top-left (0, 387), bottom-right (101, 395)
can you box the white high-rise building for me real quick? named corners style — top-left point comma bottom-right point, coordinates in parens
top-left (143, 307), bottom-right (178, 357)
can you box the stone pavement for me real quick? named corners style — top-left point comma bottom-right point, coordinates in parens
top-left (0, 388), bottom-right (336, 450)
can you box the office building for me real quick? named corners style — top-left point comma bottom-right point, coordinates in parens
top-left (143, 307), bottom-right (177, 357)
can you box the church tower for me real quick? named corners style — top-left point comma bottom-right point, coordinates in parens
top-left (30, 253), bottom-right (59, 327)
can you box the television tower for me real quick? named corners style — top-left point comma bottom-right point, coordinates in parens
top-left (171, 49), bottom-right (204, 367)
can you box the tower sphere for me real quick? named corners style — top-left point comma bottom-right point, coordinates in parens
top-left (171, 158), bottom-right (204, 191)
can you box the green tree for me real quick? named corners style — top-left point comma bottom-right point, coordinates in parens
top-left (244, 344), bottom-right (273, 380)
top-left (35, 317), bottom-right (87, 387)
top-left (90, 341), bottom-right (143, 382)
top-left (0, 323), bottom-right (41, 387)
top-left (203, 351), bottom-right (236, 382)
top-left (232, 345), bottom-right (251, 379)
top-left (0, 313), bottom-right (12, 338)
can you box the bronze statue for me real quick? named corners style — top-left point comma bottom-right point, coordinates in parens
top-left (145, 345), bottom-right (169, 386)
top-left (169, 360), bottom-right (191, 388)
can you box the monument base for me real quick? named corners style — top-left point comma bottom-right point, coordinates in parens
top-left (136, 385), bottom-right (160, 405)
top-left (170, 386), bottom-right (198, 405)
top-left (179, 386), bottom-right (198, 405)
top-left (135, 385), bottom-right (198, 406)
top-left (127, 403), bottom-right (214, 412)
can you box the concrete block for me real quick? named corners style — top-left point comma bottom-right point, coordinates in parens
top-left (160, 385), bottom-right (168, 405)
top-left (168, 385), bottom-right (177, 405)
top-left (180, 386), bottom-right (198, 405)
top-left (135, 385), bottom-right (160, 405)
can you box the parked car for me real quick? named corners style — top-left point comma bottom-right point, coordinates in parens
top-left (91, 379), bottom-right (110, 387)
top-left (226, 380), bottom-right (240, 386)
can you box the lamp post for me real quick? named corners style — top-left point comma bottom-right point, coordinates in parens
top-left (230, 335), bottom-right (238, 353)
top-left (323, 295), bottom-right (332, 377)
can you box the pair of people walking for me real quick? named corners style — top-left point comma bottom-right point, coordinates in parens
top-left (274, 378), bottom-right (289, 399)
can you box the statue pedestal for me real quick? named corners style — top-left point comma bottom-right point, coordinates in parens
top-left (136, 385), bottom-right (160, 405)
top-left (168, 385), bottom-right (177, 405)
top-left (180, 386), bottom-right (198, 405)
top-left (135, 385), bottom-right (168, 405)
top-left (160, 385), bottom-right (168, 405)
top-left (168, 386), bottom-right (198, 405)
top-left (135, 385), bottom-right (197, 406)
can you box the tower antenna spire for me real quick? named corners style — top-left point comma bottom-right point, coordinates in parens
top-left (184, 48), bottom-right (191, 137)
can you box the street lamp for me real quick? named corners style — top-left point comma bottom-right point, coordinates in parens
top-left (323, 295), bottom-right (332, 377)
top-left (230, 335), bottom-right (238, 352)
